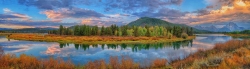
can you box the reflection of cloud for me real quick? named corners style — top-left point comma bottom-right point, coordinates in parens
top-left (4, 44), bottom-right (32, 53)
top-left (44, 44), bottom-right (61, 55)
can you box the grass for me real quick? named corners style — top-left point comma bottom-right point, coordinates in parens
top-left (226, 34), bottom-right (250, 39)
top-left (0, 46), bottom-right (170, 69)
top-left (6, 33), bottom-right (195, 44)
top-left (0, 47), bottom-right (75, 69)
top-left (171, 39), bottom-right (250, 69)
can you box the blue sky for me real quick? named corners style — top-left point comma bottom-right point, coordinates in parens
top-left (0, 0), bottom-right (250, 29)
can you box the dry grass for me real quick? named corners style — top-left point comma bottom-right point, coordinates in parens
top-left (0, 46), bottom-right (170, 69)
top-left (84, 56), bottom-right (169, 69)
top-left (8, 33), bottom-right (195, 44)
top-left (0, 46), bottom-right (75, 69)
top-left (171, 39), bottom-right (250, 69)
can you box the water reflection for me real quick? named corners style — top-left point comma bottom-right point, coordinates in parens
top-left (58, 40), bottom-right (193, 52)
top-left (0, 34), bottom-right (234, 65)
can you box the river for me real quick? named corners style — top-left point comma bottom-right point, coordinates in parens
top-left (0, 34), bottom-right (233, 65)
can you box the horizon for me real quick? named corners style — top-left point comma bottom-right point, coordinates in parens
top-left (0, 0), bottom-right (250, 29)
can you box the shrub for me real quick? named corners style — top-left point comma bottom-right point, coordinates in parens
top-left (181, 33), bottom-right (188, 39)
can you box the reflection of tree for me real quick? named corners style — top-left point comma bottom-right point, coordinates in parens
top-left (172, 40), bottom-right (192, 50)
top-left (81, 44), bottom-right (89, 51)
top-left (92, 44), bottom-right (98, 48)
top-left (101, 44), bottom-right (105, 50)
top-left (121, 44), bottom-right (127, 50)
top-left (63, 40), bottom-right (194, 51)
top-left (107, 44), bottom-right (118, 49)
top-left (60, 43), bottom-right (70, 48)
top-left (75, 44), bottom-right (79, 50)
top-left (59, 43), bottom-right (66, 48)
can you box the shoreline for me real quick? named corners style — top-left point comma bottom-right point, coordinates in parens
top-left (225, 34), bottom-right (250, 38)
top-left (5, 33), bottom-right (195, 44)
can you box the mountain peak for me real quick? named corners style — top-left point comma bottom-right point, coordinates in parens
top-left (194, 22), bottom-right (245, 32)
top-left (127, 17), bottom-right (175, 27)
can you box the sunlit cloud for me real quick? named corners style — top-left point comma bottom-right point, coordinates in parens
top-left (182, 0), bottom-right (250, 25)
top-left (0, 24), bottom-right (35, 29)
top-left (1, 8), bottom-right (31, 20)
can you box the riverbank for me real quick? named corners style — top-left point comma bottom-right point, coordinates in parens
top-left (225, 34), bottom-right (250, 39)
top-left (6, 33), bottom-right (195, 44)
top-left (171, 39), bottom-right (250, 68)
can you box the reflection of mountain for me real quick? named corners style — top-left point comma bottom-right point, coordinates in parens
top-left (194, 22), bottom-right (246, 32)
top-left (59, 40), bottom-right (193, 52)
top-left (197, 36), bottom-right (232, 44)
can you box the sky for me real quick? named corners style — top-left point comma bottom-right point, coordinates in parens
top-left (0, 0), bottom-right (250, 29)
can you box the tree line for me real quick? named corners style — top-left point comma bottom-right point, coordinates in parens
top-left (48, 25), bottom-right (193, 38)
top-left (227, 30), bottom-right (250, 34)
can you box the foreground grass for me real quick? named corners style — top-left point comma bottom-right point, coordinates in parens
top-left (171, 39), bottom-right (250, 69)
top-left (0, 46), bottom-right (170, 69)
top-left (7, 33), bottom-right (195, 44)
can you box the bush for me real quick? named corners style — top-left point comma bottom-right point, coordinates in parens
top-left (167, 32), bottom-right (172, 39)
top-left (181, 33), bottom-right (188, 39)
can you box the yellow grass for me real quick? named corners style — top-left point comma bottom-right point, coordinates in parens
top-left (7, 33), bottom-right (195, 44)
top-left (171, 39), bottom-right (250, 69)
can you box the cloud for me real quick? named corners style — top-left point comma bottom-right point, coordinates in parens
top-left (186, 0), bottom-right (250, 25)
top-left (41, 7), bottom-right (105, 20)
top-left (101, 0), bottom-right (183, 12)
top-left (81, 18), bottom-right (124, 27)
top-left (18, 0), bottom-right (73, 10)
top-left (0, 24), bottom-right (34, 29)
top-left (1, 8), bottom-right (31, 20)
top-left (3, 8), bottom-right (12, 13)
top-left (134, 8), bottom-right (186, 18)
top-left (18, 0), bottom-right (183, 13)
top-left (0, 19), bottom-right (77, 29)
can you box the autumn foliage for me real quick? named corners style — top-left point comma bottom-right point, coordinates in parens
top-left (171, 39), bottom-right (250, 69)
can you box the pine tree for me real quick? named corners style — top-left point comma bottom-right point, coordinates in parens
top-left (74, 25), bottom-right (80, 36)
top-left (101, 26), bottom-right (105, 36)
top-left (59, 25), bottom-right (63, 35)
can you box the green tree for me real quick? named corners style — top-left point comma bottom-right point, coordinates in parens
top-left (74, 25), bottom-right (80, 36)
top-left (59, 25), bottom-right (63, 35)
top-left (134, 27), bottom-right (139, 37)
top-left (127, 29), bottom-right (134, 36)
top-left (101, 26), bottom-right (105, 36)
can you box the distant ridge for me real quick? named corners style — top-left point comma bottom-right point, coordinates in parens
top-left (127, 17), bottom-right (187, 27)
top-left (127, 17), bottom-right (211, 33)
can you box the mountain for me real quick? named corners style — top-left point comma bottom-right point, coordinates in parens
top-left (127, 17), bottom-right (211, 33)
top-left (127, 17), bottom-right (187, 27)
top-left (0, 28), bottom-right (12, 31)
top-left (194, 22), bottom-right (246, 32)
top-left (3, 27), bottom-right (57, 33)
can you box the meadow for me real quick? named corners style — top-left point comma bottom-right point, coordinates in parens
top-left (7, 33), bottom-right (195, 44)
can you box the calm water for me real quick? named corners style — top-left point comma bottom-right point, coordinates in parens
top-left (0, 34), bottom-right (233, 65)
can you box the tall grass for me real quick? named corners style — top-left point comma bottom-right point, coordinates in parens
top-left (171, 39), bottom-right (250, 68)
top-left (0, 46), bottom-right (169, 69)
top-left (0, 46), bottom-right (75, 69)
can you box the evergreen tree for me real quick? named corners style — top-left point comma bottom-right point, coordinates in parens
top-left (101, 26), bottom-right (105, 36)
top-left (74, 25), bottom-right (80, 36)
top-left (59, 25), bottom-right (63, 35)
